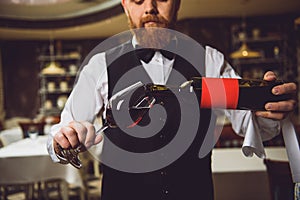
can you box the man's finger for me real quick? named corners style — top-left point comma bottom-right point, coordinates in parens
top-left (263, 71), bottom-right (277, 81)
top-left (272, 82), bottom-right (297, 95)
top-left (255, 111), bottom-right (287, 120)
top-left (265, 100), bottom-right (296, 112)
top-left (54, 126), bottom-right (77, 148)
top-left (81, 121), bottom-right (96, 148)
top-left (68, 121), bottom-right (88, 145)
top-left (62, 126), bottom-right (80, 148)
top-left (94, 134), bottom-right (103, 145)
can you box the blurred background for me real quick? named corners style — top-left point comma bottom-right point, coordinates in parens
top-left (0, 0), bottom-right (299, 199)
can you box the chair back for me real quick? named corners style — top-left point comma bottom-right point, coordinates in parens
top-left (18, 121), bottom-right (46, 138)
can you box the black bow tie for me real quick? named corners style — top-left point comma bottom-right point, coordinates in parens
top-left (135, 48), bottom-right (175, 63)
top-left (135, 40), bottom-right (176, 63)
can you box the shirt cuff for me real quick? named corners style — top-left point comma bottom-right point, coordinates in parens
top-left (47, 134), bottom-right (69, 165)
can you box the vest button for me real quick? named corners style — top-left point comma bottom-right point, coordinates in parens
top-left (159, 134), bottom-right (165, 139)
top-left (162, 189), bottom-right (169, 194)
top-left (160, 171), bottom-right (167, 176)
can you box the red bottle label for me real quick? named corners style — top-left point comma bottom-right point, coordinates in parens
top-left (200, 78), bottom-right (239, 109)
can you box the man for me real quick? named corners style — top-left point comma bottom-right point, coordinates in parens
top-left (47, 0), bottom-right (297, 199)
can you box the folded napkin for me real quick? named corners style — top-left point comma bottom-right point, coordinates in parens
top-left (241, 114), bottom-right (266, 158)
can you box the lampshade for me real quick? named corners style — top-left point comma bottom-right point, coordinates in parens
top-left (295, 17), bottom-right (300, 25)
top-left (41, 61), bottom-right (65, 75)
top-left (230, 42), bottom-right (262, 59)
top-left (41, 38), bottom-right (65, 75)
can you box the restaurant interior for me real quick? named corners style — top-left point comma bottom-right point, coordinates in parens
top-left (0, 0), bottom-right (300, 199)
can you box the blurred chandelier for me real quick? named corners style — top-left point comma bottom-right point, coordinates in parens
top-left (3, 0), bottom-right (71, 5)
top-left (230, 42), bottom-right (262, 59)
top-left (230, 18), bottom-right (262, 59)
top-left (42, 39), bottom-right (65, 75)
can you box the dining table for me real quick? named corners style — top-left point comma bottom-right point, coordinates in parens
top-left (0, 135), bottom-right (83, 200)
top-left (211, 147), bottom-right (289, 200)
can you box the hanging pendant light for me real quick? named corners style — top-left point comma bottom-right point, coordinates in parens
top-left (230, 42), bottom-right (262, 59)
top-left (41, 61), bottom-right (65, 75)
top-left (41, 39), bottom-right (65, 75)
top-left (230, 15), bottom-right (263, 60)
top-left (295, 17), bottom-right (300, 25)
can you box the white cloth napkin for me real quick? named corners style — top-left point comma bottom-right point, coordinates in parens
top-left (241, 114), bottom-right (266, 158)
top-left (281, 118), bottom-right (300, 183)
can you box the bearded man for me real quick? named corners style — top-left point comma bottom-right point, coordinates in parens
top-left (47, 0), bottom-right (297, 199)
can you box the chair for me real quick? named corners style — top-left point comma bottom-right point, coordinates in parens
top-left (16, 120), bottom-right (68, 200)
top-left (264, 159), bottom-right (294, 200)
top-left (0, 182), bottom-right (35, 200)
top-left (18, 121), bottom-right (46, 138)
top-left (69, 151), bottom-right (102, 200)
top-left (42, 179), bottom-right (69, 200)
top-left (0, 123), bottom-right (37, 199)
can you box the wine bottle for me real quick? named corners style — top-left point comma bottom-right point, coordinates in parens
top-left (144, 77), bottom-right (291, 111)
top-left (189, 77), bottom-right (291, 110)
top-left (104, 78), bottom-right (292, 129)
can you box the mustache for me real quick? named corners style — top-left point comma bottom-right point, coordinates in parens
top-left (140, 15), bottom-right (169, 26)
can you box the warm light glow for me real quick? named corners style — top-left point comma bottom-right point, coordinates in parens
top-left (295, 17), bottom-right (300, 25)
top-left (41, 61), bottom-right (65, 75)
top-left (230, 42), bottom-right (262, 59)
top-left (242, 50), bottom-right (248, 57)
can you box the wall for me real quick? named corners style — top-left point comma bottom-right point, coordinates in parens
top-left (0, 39), bottom-right (103, 119)
top-left (177, 18), bottom-right (233, 58)
top-left (1, 41), bottom-right (39, 119)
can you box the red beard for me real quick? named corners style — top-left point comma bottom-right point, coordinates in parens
top-left (128, 14), bottom-right (176, 49)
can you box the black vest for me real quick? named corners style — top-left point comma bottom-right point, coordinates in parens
top-left (100, 39), bottom-right (214, 200)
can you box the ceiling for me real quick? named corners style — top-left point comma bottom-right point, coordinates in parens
top-left (0, 0), bottom-right (299, 40)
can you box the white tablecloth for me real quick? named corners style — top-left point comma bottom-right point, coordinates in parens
top-left (0, 135), bottom-right (83, 188)
top-left (212, 147), bottom-right (288, 173)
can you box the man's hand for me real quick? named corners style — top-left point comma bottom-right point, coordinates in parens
top-left (255, 71), bottom-right (297, 120)
top-left (53, 121), bottom-right (103, 154)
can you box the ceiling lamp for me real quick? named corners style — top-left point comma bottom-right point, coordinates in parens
top-left (41, 39), bottom-right (65, 75)
top-left (230, 14), bottom-right (263, 59)
top-left (230, 42), bottom-right (262, 59)
top-left (295, 17), bottom-right (300, 25)
top-left (41, 61), bottom-right (65, 75)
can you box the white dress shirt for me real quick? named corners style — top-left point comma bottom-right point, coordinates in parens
top-left (47, 45), bottom-right (281, 162)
